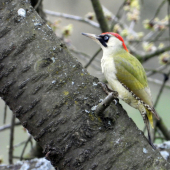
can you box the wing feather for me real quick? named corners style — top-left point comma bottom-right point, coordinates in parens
top-left (114, 51), bottom-right (153, 106)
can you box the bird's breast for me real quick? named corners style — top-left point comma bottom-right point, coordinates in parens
top-left (101, 56), bottom-right (117, 80)
top-left (101, 56), bottom-right (123, 93)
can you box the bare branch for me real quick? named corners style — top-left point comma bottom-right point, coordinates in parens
top-left (168, 0), bottom-right (170, 45)
top-left (146, 63), bottom-right (170, 77)
top-left (129, 38), bottom-right (170, 43)
top-left (69, 49), bottom-right (92, 59)
top-left (154, 70), bottom-right (170, 107)
top-left (157, 119), bottom-right (170, 140)
top-left (85, 48), bottom-right (101, 68)
top-left (91, 0), bottom-right (109, 32)
top-left (3, 104), bottom-right (7, 124)
top-left (134, 45), bottom-right (170, 62)
top-left (12, 156), bottom-right (32, 160)
top-left (148, 77), bottom-right (170, 89)
top-left (20, 136), bottom-right (32, 161)
top-left (110, 0), bottom-right (126, 31)
top-left (14, 140), bottom-right (29, 148)
top-left (151, 0), bottom-right (166, 21)
top-left (34, 0), bottom-right (43, 10)
top-left (44, 9), bottom-right (99, 28)
top-left (0, 122), bottom-right (20, 132)
top-left (70, 48), bottom-right (101, 70)
top-left (8, 114), bottom-right (15, 164)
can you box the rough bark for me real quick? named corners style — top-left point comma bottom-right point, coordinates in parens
top-left (0, 0), bottom-right (170, 169)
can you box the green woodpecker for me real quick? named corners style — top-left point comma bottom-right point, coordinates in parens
top-left (82, 32), bottom-right (159, 149)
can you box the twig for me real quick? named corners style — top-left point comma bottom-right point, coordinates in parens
top-left (14, 140), bottom-right (29, 148)
top-left (44, 10), bottom-right (99, 28)
top-left (34, 0), bottom-right (43, 10)
top-left (154, 128), bottom-right (164, 142)
top-left (168, 0), bottom-right (170, 45)
top-left (70, 49), bottom-right (92, 59)
top-left (132, 29), bottom-right (164, 50)
top-left (143, 31), bottom-right (156, 41)
top-left (150, 30), bottom-right (165, 43)
top-left (30, 137), bottom-right (33, 150)
top-left (91, 0), bottom-right (109, 32)
top-left (154, 71), bottom-right (170, 107)
top-left (151, 0), bottom-right (166, 21)
top-left (148, 77), bottom-right (170, 89)
top-left (85, 48), bottom-right (101, 68)
top-left (20, 136), bottom-right (32, 161)
top-left (129, 21), bottom-right (135, 31)
top-left (8, 114), bottom-right (15, 164)
top-left (135, 45), bottom-right (170, 62)
top-left (129, 38), bottom-right (170, 43)
top-left (146, 63), bottom-right (170, 77)
top-left (70, 48), bottom-right (101, 71)
top-left (150, 71), bottom-right (170, 142)
top-left (3, 104), bottom-right (7, 124)
top-left (111, 14), bottom-right (138, 38)
top-left (13, 156), bottom-right (32, 160)
top-left (149, 71), bottom-right (170, 140)
top-left (155, 127), bottom-right (165, 142)
top-left (146, 69), bottom-right (165, 76)
top-left (131, 30), bottom-right (156, 49)
top-left (115, 0), bottom-right (126, 19)
top-left (110, 0), bottom-right (126, 31)
top-left (0, 122), bottom-right (21, 132)
top-left (157, 118), bottom-right (170, 140)
top-left (155, 136), bottom-right (165, 140)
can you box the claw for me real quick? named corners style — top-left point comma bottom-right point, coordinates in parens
top-left (98, 82), bottom-right (118, 97)
top-left (98, 82), bottom-right (110, 94)
top-left (113, 99), bottom-right (118, 105)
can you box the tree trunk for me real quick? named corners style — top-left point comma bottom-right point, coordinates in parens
top-left (0, 0), bottom-right (169, 169)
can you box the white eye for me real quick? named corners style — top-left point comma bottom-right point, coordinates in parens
top-left (104, 35), bottom-right (109, 41)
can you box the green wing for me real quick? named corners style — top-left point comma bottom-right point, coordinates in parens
top-left (114, 50), bottom-right (153, 106)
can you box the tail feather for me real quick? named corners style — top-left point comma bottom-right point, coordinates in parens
top-left (146, 109), bottom-right (154, 129)
top-left (146, 108), bottom-right (159, 129)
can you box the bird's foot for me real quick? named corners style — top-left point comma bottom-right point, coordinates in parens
top-left (98, 82), bottom-right (118, 105)
top-left (98, 82), bottom-right (118, 96)
top-left (149, 141), bottom-right (156, 150)
top-left (113, 98), bottom-right (119, 105)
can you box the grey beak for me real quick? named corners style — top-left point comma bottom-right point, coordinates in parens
top-left (82, 33), bottom-right (99, 41)
top-left (82, 32), bottom-right (107, 48)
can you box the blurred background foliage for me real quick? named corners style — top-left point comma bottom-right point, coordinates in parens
top-left (0, 0), bottom-right (170, 164)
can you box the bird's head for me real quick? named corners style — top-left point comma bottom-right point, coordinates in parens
top-left (82, 32), bottom-right (128, 55)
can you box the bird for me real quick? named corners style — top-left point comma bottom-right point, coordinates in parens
top-left (82, 32), bottom-right (159, 149)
